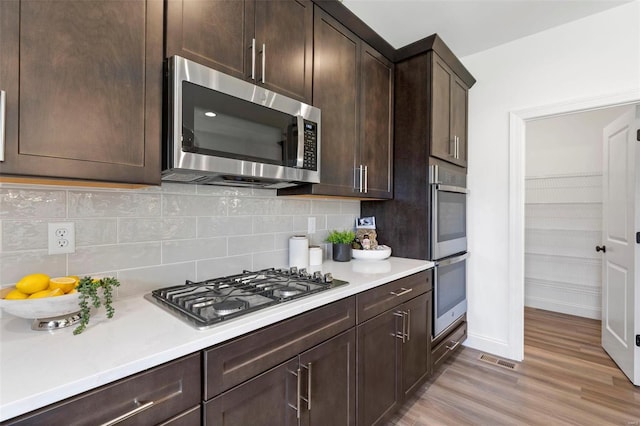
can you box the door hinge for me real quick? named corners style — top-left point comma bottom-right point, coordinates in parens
top-left (637, 232), bottom-right (640, 244)
top-left (637, 129), bottom-right (639, 141)
top-left (636, 335), bottom-right (640, 347)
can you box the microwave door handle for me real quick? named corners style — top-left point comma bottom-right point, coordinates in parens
top-left (436, 252), bottom-right (470, 267)
top-left (295, 115), bottom-right (304, 168)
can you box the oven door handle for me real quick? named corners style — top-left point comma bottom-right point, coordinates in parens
top-left (436, 252), bottom-right (469, 267)
top-left (435, 184), bottom-right (468, 194)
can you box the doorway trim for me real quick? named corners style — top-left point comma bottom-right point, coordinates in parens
top-left (508, 89), bottom-right (640, 361)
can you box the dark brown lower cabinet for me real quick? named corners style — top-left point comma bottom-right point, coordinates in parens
top-left (205, 329), bottom-right (356, 426)
top-left (2, 354), bottom-right (201, 426)
top-left (357, 292), bottom-right (432, 426)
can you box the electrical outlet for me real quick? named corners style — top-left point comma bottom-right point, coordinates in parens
top-left (48, 222), bottom-right (75, 255)
top-left (307, 217), bottom-right (316, 234)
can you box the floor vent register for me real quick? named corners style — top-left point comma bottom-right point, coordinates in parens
top-left (479, 353), bottom-right (518, 370)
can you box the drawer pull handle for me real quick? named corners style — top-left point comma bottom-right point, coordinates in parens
top-left (406, 309), bottom-right (411, 342)
top-left (389, 287), bottom-right (413, 297)
top-left (99, 400), bottom-right (154, 426)
top-left (446, 340), bottom-right (461, 351)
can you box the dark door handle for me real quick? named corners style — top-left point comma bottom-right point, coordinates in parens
top-left (596, 245), bottom-right (606, 253)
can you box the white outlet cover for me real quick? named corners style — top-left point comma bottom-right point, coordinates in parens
top-left (308, 217), bottom-right (316, 234)
top-left (48, 222), bottom-right (76, 255)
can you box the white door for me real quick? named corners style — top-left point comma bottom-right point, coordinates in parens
top-left (601, 105), bottom-right (639, 385)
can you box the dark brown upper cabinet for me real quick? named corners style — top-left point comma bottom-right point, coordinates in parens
top-left (0, 0), bottom-right (163, 185)
top-left (166, 0), bottom-right (313, 104)
top-left (431, 52), bottom-right (469, 168)
top-left (278, 7), bottom-right (393, 199)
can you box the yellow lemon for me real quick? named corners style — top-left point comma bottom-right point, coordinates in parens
top-left (15, 273), bottom-right (50, 295)
top-left (28, 288), bottom-right (64, 299)
top-left (4, 289), bottom-right (28, 300)
top-left (67, 276), bottom-right (81, 288)
top-left (49, 277), bottom-right (77, 293)
top-left (67, 289), bottom-right (77, 294)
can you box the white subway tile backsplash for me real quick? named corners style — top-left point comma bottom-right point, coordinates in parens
top-left (76, 219), bottom-right (118, 246)
top-left (0, 251), bottom-right (67, 284)
top-left (0, 188), bottom-right (66, 218)
top-left (0, 183), bottom-right (358, 286)
top-left (68, 243), bottom-right (161, 276)
top-left (2, 220), bottom-right (48, 251)
top-left (117, 262), bottom-right (197, 296)
top-left (162, 194), bottom-right (227, 217)
top-left (197, 216), bottom-right (250, 238)
top-left (228, 235), bottom-right (275, 256)
top-left (69, 191), bottom-right (161, 217)
top-left (253, 250), bottom-right (288, 270)
top-left (196, 255), bottom-right (253, 280)
top-left (253, 216), bottom-right (293, 234)
top-left (311, 199), bottom-right (342, 214)
top-left (119, 217), bottom-right (196, 243)
top-left (293, 215), bottom-right (327, 233)
top-left (326, 214), bottom-right (358, 231)
top-left (162, 237), bottom-right (227, 263)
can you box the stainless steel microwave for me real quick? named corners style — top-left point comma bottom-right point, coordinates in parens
top-left (163, 56), bottom-right (321, 188)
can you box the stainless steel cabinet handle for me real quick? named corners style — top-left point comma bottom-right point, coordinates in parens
top-left (251, 38), bottom-right (256, 80)
top-left (0, 90), bottom-right (5, 162)
top-left (359, 165), bottom-right (364, 192)
top-left (393, 311), bottom-right (406, 343)
top-left (364, 165), bottom-right (368, 193)
top-left (99, 401), bottom-right (154, 426)
top-left (456, 136), bottom-right (460, 159)
top-left (446, 340), bottom-right (461, 351)
top-left (389, 287), bottom-right (413, 297)
top-left (304, 362), bottom-right (312, 410)
top-left (261, 43), bottom-right (266, 83)
top-left (405, 309), bottom-right (411, 341)
top-left (288, 367), bottom-right (302, 419)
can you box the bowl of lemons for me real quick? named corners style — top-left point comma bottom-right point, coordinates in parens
top-left (0, 273), bottom-right (81, 319)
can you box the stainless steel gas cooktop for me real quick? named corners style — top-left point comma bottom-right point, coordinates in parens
top-left (145, 267), bottom-right (348, 330)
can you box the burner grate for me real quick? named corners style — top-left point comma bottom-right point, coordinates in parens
top-left (149, 268), bottom-right (348, 329)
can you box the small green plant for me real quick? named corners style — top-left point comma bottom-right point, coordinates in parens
top-left (326, 229), bottom-right (356, 245)
top-left (74, 276), bottom-right (121, 335)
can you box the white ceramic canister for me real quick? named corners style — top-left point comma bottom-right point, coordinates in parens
top-left (289, 235), bottom-right (309, 269)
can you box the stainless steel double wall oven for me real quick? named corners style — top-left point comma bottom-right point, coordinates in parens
top-left (429, 165), bottom-right (469, 338)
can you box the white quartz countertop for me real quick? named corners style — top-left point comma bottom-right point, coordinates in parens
top-left (0, 257), bottom-right (432, 421)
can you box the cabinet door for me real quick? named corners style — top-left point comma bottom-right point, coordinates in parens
top-left (450, 77), bottom-right (468, 167)
top-left (401, 292), bottom-right (432, 397)
top-left (299, 329), bottom-right (356, 426)
top-left (205, 358), bottom-right (299, 426)
top-left (360, 44), bottom-right (393, 199)
top-left (0, 0), bottom-right (162, 185)
top-left (310, 7), bottom-right (360, 197)
top-left (255, 0), bottom-right (312, 103)
top-left (166, 0), bottom-right (253, 80)
top-left (431, 54), bottom-right (453, 164)
top-left (357, 311), bottom-right (401, 426)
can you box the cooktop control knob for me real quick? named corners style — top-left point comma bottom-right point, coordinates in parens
top-left (289, 266), bottom-right (298, 275)
top-left (313, 271), bottom-right (323, 281)
top-left (324, 273), bottom-right (333, 283)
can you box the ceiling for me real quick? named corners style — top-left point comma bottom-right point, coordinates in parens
top-left (342, 0), bottom-right (632, 57)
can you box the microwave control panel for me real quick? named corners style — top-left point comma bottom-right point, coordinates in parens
top-left (302, 120), bottom-right (318, 170)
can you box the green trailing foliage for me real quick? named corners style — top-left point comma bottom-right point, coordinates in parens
top-left (326, 229), bottom-right (356, 245)
top-left (74, 276), bottom-right (121, 335)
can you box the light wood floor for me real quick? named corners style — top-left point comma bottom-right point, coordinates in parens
top-left (389, 307), bottom-right (640, 425)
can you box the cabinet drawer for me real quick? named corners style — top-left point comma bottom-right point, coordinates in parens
top-left (204, 296), bottom-right (355, 399)
top-left (4, 353), bottom-right (201, 426)
top-left (431, 320), bottom-right (467, 372)
top-left (356, 271), bottom-right (430, 323)
top-left (159, 405), bottom-right (201, 426)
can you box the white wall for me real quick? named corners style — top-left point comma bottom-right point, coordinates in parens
top-left (460, 0), bottom-right (640, 360)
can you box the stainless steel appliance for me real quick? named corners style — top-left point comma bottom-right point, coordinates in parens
top-left (429, 164), bottom-right (468, 338)
top-left (163, 56), bottom-right (321, 188)
top-left (433, 252), bottom-right (468, 337)
top-left (429, 165), bottom-right (467, 260)
top-left (146, 268), bottom-right (347, 330)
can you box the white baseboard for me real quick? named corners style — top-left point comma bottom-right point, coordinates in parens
top-left (464, 332), bottom-right (521, 361)
top-left (525, 297), bottom-right (601, 320)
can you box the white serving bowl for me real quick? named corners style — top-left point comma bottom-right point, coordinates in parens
top-left (351, 245), bottom-right (392, 260)
top-left (0, 288), bottom-right (81, 319)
